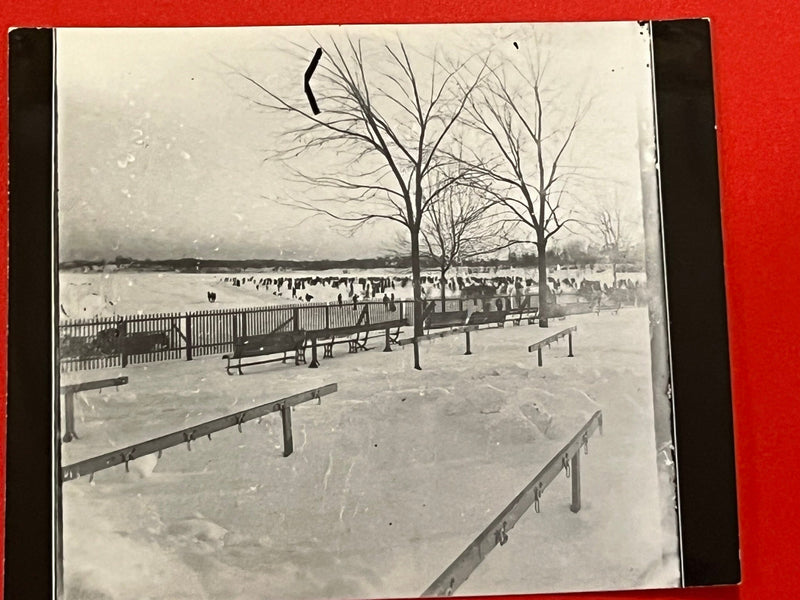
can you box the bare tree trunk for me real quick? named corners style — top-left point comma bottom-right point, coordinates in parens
top-left (537, 238), bottom-right (549, 328)
top-left (410, 228), bottom-right (423, 370)
top-left (440, 266), bottom-right (448, 309)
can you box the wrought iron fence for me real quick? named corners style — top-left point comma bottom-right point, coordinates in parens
top-left (58, 294), bottom-right (553, 372)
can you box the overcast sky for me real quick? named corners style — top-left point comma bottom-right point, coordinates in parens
top-left (56, 22), bottom-right (654, 262)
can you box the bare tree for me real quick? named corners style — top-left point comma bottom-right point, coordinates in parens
top-left (397, 175), bottom-right (520, 306)
top-left (237, 36), bottom-right (485, 368)
top-left (584, 192), bottom-right (637, 286)
top-left (456, 38), bottom-right (590, 326)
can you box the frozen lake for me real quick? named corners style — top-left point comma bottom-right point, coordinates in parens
top-left (58, 266), bottom-right (646, 319)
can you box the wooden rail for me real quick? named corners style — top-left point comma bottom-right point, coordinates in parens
top-left (527, 325), bottom-right (577, 366)
top-left (397, 325), bottom-right (481, 356)
top-left (61, 383), bottom-right (338, 482)
top-left (60, 376), bottom-right (129, 443)
top-left (421, 409), bottom-right (603, 597)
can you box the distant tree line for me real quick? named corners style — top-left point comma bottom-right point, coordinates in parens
top-left (61, 238), bottom-right (644, 273)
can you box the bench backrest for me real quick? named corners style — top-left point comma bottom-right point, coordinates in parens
top-left (426, 311), bottom-right (468, 328)
top-left (468, 310), bottom-right (507, 325)
top-left (234, 331), bottom-right (306, 358)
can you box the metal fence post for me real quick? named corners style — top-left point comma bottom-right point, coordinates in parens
top-left (568, 331), bottom-right (574, 357)
top-left (185, 314), bottom-right (193, 361)
top-left (292, 307), bottom-right (300, 332)
top-left (119, 318), bottom-right (128, 368)
top-left (464, 330), bottom-right (472, 355)
top-left (570, 451), bottom-right (581, 513)
top-left (537, 347), bottom-right (543, 367)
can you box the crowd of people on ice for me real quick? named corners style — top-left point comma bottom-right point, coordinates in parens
top-left (216, 273), bottom-right (648, 307)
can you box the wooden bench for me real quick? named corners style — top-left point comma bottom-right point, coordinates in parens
top-left (509, 306), bottom-right (539, 326)
top-left (223, 331), bottom-right (307, 375)
top-left (425, 310), bottom-right (468, 331)
top-left (467, 310), bottom-right (508, 327)
top-left (305, 319), bottom-right (408, 367)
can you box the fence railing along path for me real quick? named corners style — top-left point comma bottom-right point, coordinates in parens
top-left (58, 295), bottom-right (548, 372)
top-left (398, 324), bottom-right (484, 357)
top-left (60, 383), bottom-right (338, 482)
top-left (60, 376), bottom-right (129, 442)
top-left (528, 326), bottom-right (577, 366)
top-left (421, 410), bottom-right (603, 597)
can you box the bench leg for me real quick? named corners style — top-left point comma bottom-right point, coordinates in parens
top-left (62, 392), bottom-right (78, 443)
top-left (568, 332), bottom-right (574, 358)
top-left (383, 328), bottom-right (392, 352)
top-left (280, 404), bottom-right (293, 457)
top-left (309, 338), bottom-right (320, 368)
top-left (361, 330), bottom-right (370, 351)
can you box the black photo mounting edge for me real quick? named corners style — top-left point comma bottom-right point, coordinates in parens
top-left (6, 27), bottom-right (59, 599)
top-left (651, 19), bottom-right (741, 587)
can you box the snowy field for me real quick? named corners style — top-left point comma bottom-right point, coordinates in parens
top-left (58, 267), bottom-right (646, 319)
top-left (60, 308), bottom-right (679, 599)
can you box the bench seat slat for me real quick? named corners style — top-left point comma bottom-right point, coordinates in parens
top-left (426, 311), bottom-right (468, 330)
top-left (306, 319), bottom-right (407, 340)
top-left (225, 331), bottom-right (307, 374)
top-left (467, 311), bottom-right (508, 325)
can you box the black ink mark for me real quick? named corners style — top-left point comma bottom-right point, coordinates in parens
top-left (304, 48), bottom-right (323, 115)
top-left (513, 41), bottom-right (519, 49)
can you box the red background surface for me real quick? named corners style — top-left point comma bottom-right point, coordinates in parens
top-left (2, 1), bottom-right (799, 599)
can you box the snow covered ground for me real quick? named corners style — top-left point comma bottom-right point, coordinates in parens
top-left (60, 308), bottom-right (679, 600)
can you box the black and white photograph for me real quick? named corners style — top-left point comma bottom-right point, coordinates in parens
top-left (54, 21), bottom-right (684, 599)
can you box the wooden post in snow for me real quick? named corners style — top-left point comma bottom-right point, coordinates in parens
top-left (280, 403), bottom-right (293, 457)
